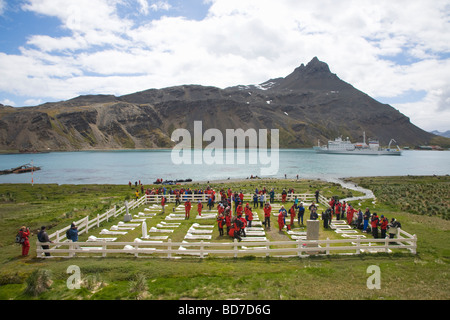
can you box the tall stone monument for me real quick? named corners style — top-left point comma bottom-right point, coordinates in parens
top-left (306, 219), bottom-right (320, 254)
top-left (124, 201), bottom-right (132, 222)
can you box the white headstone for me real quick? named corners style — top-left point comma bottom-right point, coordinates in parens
top-left (142, 221), bottom-right (147, 239)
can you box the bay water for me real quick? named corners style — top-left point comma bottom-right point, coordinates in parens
top-left (0, 149), bottom-right (449, 185)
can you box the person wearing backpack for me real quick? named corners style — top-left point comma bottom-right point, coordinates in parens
top-left (38, 226), bottom-right (53, 257)
top-left (66, 223), bottom-right (79, 242)
top-left (18, 226), bottom-right (31, 256)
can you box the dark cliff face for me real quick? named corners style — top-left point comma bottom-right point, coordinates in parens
top-left (0, 57), bottom-right (442, 151)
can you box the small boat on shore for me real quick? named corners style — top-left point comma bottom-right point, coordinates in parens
top-left (0, 163), bottom-right (41, 175)
top-left (313, 132), bottom-right (402, 156)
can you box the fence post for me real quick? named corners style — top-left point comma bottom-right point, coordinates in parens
top-left (385, 236), bottom-right (389, 253)
top-left (297, 239), bottom-right (302, 257)
top-left (102, 240), bottom-right (107, 258)
top-left (326, 237), bottom-right (330, 255)
top-left (69, 240), bottom-right (74, 258)
top-left (234, 239), bottom-right (238, 258)
top-left (134, 242), bottom-right (139, 258)
top-left (85, 216), bottom-right (89, 234)
top-left (97, 214), bottom-right (100, 228)
top-left (412, 234), bottom-right (417, 254)
top-left (36, 241), bottom-right (42, 258)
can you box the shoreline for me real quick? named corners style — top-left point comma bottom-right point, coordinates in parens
top-left (0, 174), bottom-right (448, 185)
top-left (3, 175), bottom-right (449, 203)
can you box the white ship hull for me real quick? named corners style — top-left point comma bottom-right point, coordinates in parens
top-left (314, 132), bottom-right (402, 156)
top-left (313, 146), bottom-right (402, 156)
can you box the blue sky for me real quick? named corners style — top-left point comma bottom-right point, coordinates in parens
top-left (0, 0), bottom-right (449, 131)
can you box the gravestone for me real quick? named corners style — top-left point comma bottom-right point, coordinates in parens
top-left (306, 219), bottom-right (320, 254)
top-left (142, 220), bottom-right (147, 239)
top-left (124, 201), bottom-right (132, 222)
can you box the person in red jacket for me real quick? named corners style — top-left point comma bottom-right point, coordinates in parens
top-left (346, 204), bottom-right (357, 225)
top-left (244, 203), bottom-right (251, 220)
top-left (380, 215), bottom-right (389, 238)
top-left (288, 205), bottom-right (296, 231)
top-left (229, 217), bottom-right (242, 241)
top-left (197, 200), bottom-right (203, 217)
top-left (161, 196), bottom-right (166, 213)
top-left (329, 197), bottom-right (336, 216)
top-left (247, 208), bottom-right (253, 228)
top-left (281, 190), bottom-right (287, 203)
top-left (184, 199), bottom-right (191, 219)
top-left (236, 202), bottom-right (243, 217)
top-left (263, 202), bottom-right (272, 230)
top-left (278, 209), bottom-right (285, 232)
top-left (371, 213), bottom-right (380, 238)
top-left (335, 201), bottom-right (342, 220)
top-left (217, 203), bottom-right (225, 216)
top-left (217, 212), bottom-right (225, 236)
top-left (225, 209), bottom-right (232, 235)
top-left (239, 215), bottom-right (247, 237)
top-left (19, 226), bottom-right (31, 256)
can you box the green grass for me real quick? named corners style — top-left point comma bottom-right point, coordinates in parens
top-left (0, 177), bottom-right (449, 300)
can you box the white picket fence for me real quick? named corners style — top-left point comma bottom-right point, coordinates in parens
top-left (47, 196), bottom-right (147, 242)
top-left (36, 227), bottom-right (416, 259)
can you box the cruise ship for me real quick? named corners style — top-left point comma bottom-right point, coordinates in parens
top-left (313, 132), bottom-right (402, 155)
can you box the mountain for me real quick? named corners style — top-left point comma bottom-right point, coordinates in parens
top-left (0, 57), bottom-right (448, 152)
top-left (430, 130), bottom-right (450, 138)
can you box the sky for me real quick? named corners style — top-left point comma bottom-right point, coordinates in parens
top-left (0, 0), bottom-right (449, 132)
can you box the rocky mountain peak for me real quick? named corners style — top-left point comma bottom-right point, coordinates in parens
top-left (268, 57), bottom-right (350, 92)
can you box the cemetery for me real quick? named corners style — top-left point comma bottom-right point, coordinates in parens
top-left (36, 192), bottom-right (417, 259)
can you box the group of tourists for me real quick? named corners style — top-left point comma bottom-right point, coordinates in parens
top-left (322, 196), bottom-right (402, 239)
top-left (275, 201), bottom-right (319, 232)
top-left (17, 222), bottom-right (79, 257)
top-left (18, 184), bottom-right (403, 257)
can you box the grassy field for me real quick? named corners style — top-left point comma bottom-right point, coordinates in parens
top-left (0, 176), bottom-right (449, 300)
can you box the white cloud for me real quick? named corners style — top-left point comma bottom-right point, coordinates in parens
top-left (24, 98), bottom-right (43, 106)
top-left (150, 1), bottom-right (171, 12)
top-left (21, 0), bottom-right (132, 34)
top-left (0, 98), bottom-right (15, 106)
top-left (136, 0), bottom-right (150, 15)
top-left (1, 0), bottom-right (449, 131)
top-left (0, 0), bottom-right (6, 16)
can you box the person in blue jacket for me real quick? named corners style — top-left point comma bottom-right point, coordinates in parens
top-left (67, 223), bottom-right (79, 242)
top-left (297, 203), bottom-right (305, 226)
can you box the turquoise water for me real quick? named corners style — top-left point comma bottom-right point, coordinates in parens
top-left (0, 149), bottom-right (449, 185)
